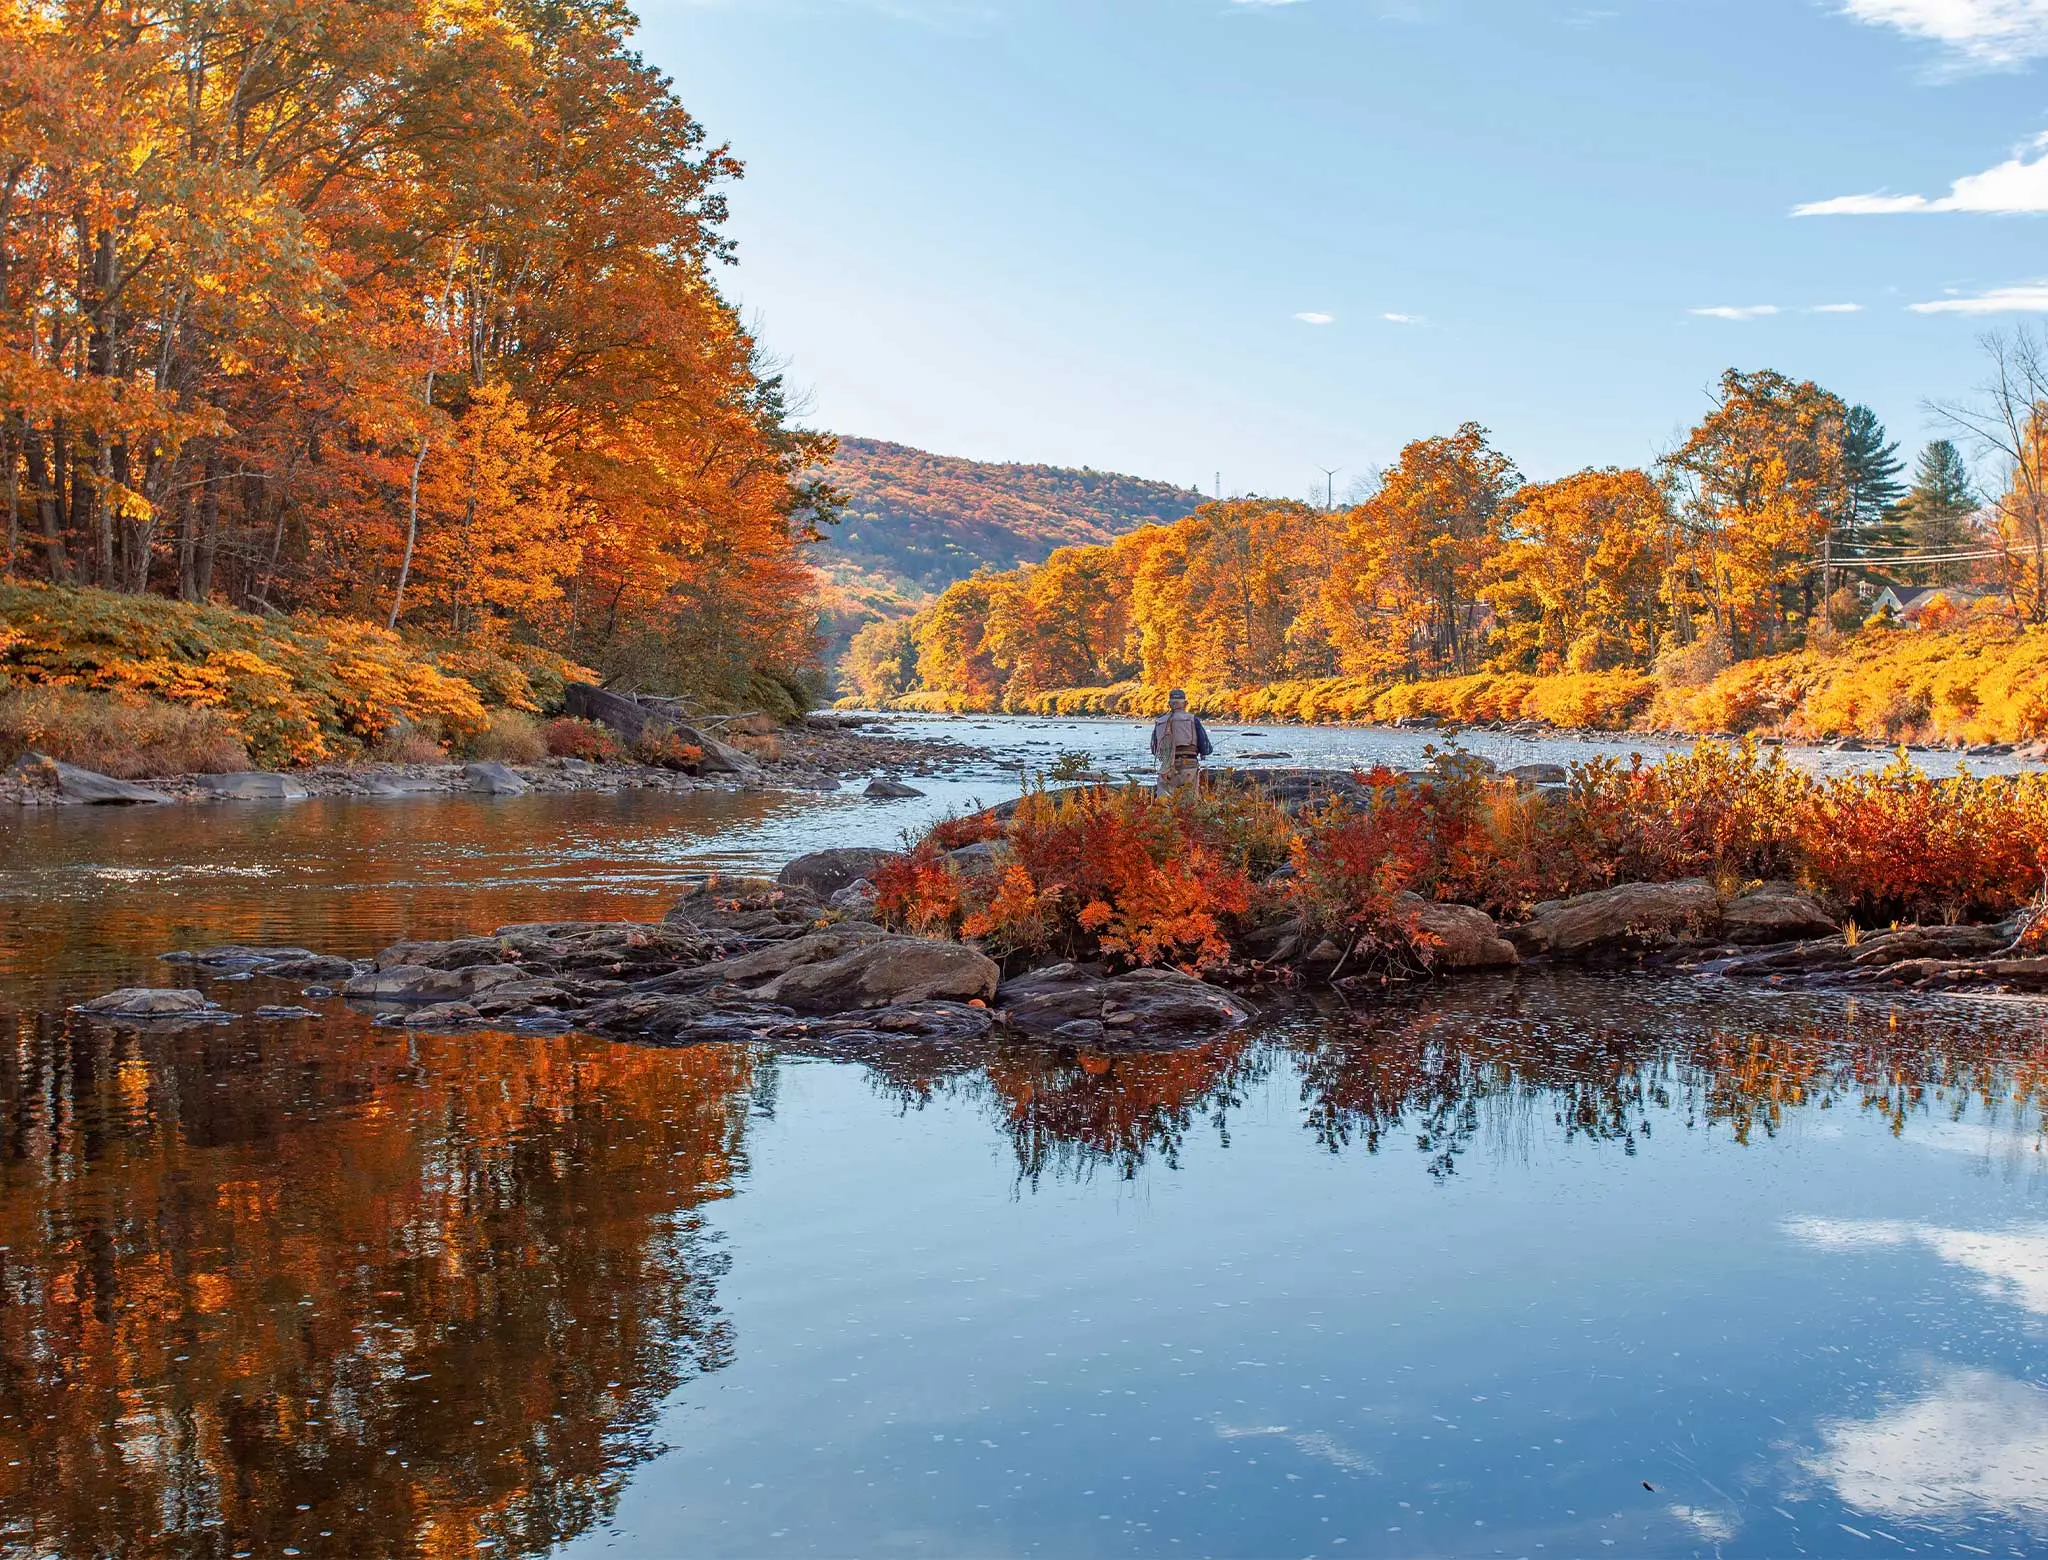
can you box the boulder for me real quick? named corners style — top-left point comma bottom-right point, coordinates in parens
top-left (1390, 892), bottom-right (1518, 970)
top-left (52, 760), bottom-right (172, 805)
top-left (778, 847), bottom-right (904, 898)
top-left (865, 777), bottom-right (924, 799)
top-left (342, 962), bottom-right (525, 1003)
top-left (681, 926), bottom-right (892, 991)
top-left (1509, 879), bottom-right (1721, 961)
top-left (747, 936), bottom-right (1000, 1014)
top-left (464, 761), bottom-right (529, 796)
top-left (564, 681), bottom-right (663, 743)
top-left (1719, 882), bottom-right (1839, 945)
top-left (74, 987), bottom-right (216, 1017)
top-left (559, 683), bottom-right (757, 773)
top-left (997, 963), bottom-right (1254, 1042)
top-left (1503, 762), bottom-right (1568, 787)
top-left (943, 840), bottom-right (1005, 878)
top-left (670, 723), bottom-right (759, 775)
top-left (197, 772), bottom-right (309, 801)
top-left (829, 879), bottom-right (881, 917)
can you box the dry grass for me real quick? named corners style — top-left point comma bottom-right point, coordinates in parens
top-left (0, 686), bottom-right (250, 777)
top-left (368, 726), bottom-right (449, 765)
top-left (466, 709), bottom-right (547, 764)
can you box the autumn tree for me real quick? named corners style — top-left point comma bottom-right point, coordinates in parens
top-left (1326, 423), bottom-right (1519, 677)
top-left (1660, 369), bottom-right (1850, 655)
top-left (1482, 468), bottom-right (1669, 673)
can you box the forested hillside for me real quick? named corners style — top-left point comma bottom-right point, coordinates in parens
top-left (846, 360), bottom-right (2048, 744)
top-left (813, 439), bottom-right (1206, 655)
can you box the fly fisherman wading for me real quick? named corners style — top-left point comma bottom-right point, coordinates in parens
top-left (1150, 689), bottom-right (1213, 795)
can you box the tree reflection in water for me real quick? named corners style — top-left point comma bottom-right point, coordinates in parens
top-left (914, 975), bottom-right (2048, 1185)
top-left (0, 1010), bottom-right (752, 1559)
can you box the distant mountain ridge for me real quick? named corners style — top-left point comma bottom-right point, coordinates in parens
top-left (811, 435), bottom-right (1208, 657)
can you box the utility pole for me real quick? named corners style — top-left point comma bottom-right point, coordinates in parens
top-left (1319, 466), bottom-right (1340, 512)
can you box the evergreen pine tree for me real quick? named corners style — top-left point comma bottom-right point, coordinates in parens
top-left (1838, 405), bottom-right (1906, 565)
top-left (1895, 439), bottom-right (1980, 586)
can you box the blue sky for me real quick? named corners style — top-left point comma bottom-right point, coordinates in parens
top-left (638, 0), bottom-right (2048, 498)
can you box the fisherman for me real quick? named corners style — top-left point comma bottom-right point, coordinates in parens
top-left (1150, 688), bottom-right (1213, 794)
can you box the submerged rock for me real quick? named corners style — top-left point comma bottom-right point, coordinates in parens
top-left (996, 963), bottom-right (1253, 1043)
top-left (163, 944), bottom-right (320, 970)
top-left (75, 987), bottom-right (217, 1017)
top-left (1510, 879), bottom-right (1721, 961)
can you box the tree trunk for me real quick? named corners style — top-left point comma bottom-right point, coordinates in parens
top-left (24, 422), bottom-right (71, 582)
top-left (195, 449), bottom-right (222, 600)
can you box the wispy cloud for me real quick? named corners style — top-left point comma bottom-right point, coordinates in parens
top-left (1910, 280), bottom-right (2048, 313)
top-left (1811, 302), bottom-right (1865, 312)
top-left (1689, 304), bottom-right (1780, 320)
top-left (1293, 311), bottom-right (1334, 325)
top-left (1381, 311), bottom-right (1424, 324)
top-left (1840, 0), bottom-right (2048, 67)
top-left (1784, 1217), bottom-right (2048, 1314)
top-left (1796, 132), bottom-right (2048, 215)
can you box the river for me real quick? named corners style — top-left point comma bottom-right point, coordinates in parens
top-left (3, 714), bottom-right (2046, 1558)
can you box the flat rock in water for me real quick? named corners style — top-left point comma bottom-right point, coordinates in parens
top-left (53, 761), bottom-right (173, 805)
top-left (198, 772), bottom-right (309, 800)
top-left (864, 777), bottom-right (924, 799)
top-left (1503, 762), bottom-right (1568, 787)
top-left (343, 963), bottom-right (526, 1003)
top-left (778, 847), bottom-right (905, 898)
top-left (465, 761), bottom-right (529, 796)
top-left (163, 944), bottom-right (321, 970)
top-left (1510, 879), bottom-right (1721, 961)
top-left (252, 1005), bottom-right (323, 1019)
top-left (395, 1001), bottom-right (482, 1027)
top-left (996, 963), bottom-right (1254, 1043)
top-left (75, 987), bottom-right (217, 1017)
top-left (748, 936), bottom-right (1000, 1014)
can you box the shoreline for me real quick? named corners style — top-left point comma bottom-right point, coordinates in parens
top-left (1, 719), bottom-right (997, 809)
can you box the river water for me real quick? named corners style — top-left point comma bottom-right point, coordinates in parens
top-left (3, 715), bottom-right (2047, 1559)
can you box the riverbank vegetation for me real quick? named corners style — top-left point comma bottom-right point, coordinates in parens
top-left (879, 743), bottom-right (2048, 974)
top-left (0, 0), bottom-right (832, 717)
top-left (849, 361), bottom-right (2048, 744)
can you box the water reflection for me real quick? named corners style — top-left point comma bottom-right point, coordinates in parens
top-left (0, 1009), bottom-right (751, 1558)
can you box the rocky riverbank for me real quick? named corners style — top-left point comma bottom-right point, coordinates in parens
top-left (2, 714), bottom-right (993, 808)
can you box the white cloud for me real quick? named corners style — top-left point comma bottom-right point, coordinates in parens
top-left (1689, 304), bottom-right (1780, 320)
top-left (1293, 311), bottom-right (1334, 325)
top-left (1796, 132), bottom-right (2048, 216)
top-left (1381, 311), bottom-right (1424, 324)
top-left (1783, 1217), bottom-right (2048, 1314)
top-left (1811, 302), bottom-right (1866, 312)
top-left (1806, 1369), bottom-right (2048, 1526)
top-left (1910, 280), bottom-right (2048, 313)
top-left (1668, 1505), bottom-right (1739, 1543)
top-left (1840, 0), bottom-right (2048, 66)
